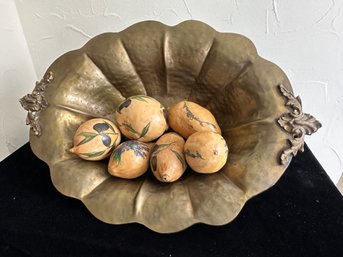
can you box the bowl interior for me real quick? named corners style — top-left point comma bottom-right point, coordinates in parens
top-left (29, 20), bottom-right (292, 233)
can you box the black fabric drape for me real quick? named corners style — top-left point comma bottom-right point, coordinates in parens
top-left (1, 143), bottom-right (342, 257)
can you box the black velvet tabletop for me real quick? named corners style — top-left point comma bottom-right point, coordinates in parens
top-left (0, 143), bottom-right (343, 257)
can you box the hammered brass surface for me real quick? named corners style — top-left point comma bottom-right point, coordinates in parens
top-left (28, 20), bottom-right (298, 233)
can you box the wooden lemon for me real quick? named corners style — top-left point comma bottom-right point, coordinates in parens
top-left (184, 131), bottom-right (228, 174)
top-left (108, 140), bottom-right (153, 179)
top-left (168, 100), bottom-right (221, 138)
top-left (70, 118), bottom-right (121, 161)
top-left (115, 95), bottom-right (168, 142)
top-left (150, 132), bottom-right (187, 183)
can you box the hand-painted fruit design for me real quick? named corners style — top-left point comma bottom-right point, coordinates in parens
top-left (167, 101), bottom-right (221, 138)
top-left (108, 140), bottom-right (154, 179)
top-left (70, 118), bottom-right (121, 161)
top-left (184, 131), bottom-right (228, 174)
top-left (150, 132), bottom-right (187, 183)
top-left (115, 95), bottom-right (168, 142)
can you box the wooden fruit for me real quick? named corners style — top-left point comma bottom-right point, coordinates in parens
top-left (150, 132), bottom-right (187, 182)
top-left (108, 140), bottom-right (153, 179)
top-left (70, 118), bottom-right (121, 161)
top-left (167, 100), bottom-right (221, 138)
top-left (115, 95), bottom-right (168, 142)
top-left (184, 131), bottom-right (228, 174)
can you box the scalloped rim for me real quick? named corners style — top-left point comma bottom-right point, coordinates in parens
top-left (29, 20), bottom-right (293, 233)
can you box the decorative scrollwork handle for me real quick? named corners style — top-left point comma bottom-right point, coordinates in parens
top-left (19, 71), bottom-right (54, 136)
top-left (277, 84), bottom-right (322, 165)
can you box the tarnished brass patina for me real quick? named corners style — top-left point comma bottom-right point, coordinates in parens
top-left (277, 85), bottom-right (321, 165)
top-left (19, 71), bottom-right (54, 136)
top-left (21, 21), bottom-right (321, 233)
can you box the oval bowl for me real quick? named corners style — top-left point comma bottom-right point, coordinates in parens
top-left (26, 20), bottom-right (304, 233)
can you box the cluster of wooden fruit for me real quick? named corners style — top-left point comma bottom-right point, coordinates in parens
top-left (70, 95), bottom-right (228, 183)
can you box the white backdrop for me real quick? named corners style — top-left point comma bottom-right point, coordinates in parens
top-left (0, 0), bottom-right (37, 160)
top-left (1, 0), bottom-right (343, 184)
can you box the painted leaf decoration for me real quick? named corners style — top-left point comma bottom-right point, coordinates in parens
top-left (80, 150), bottom-right (106, 158)
top-left (117, 99), bottom-right (131, 113)
top-left (183, 102), bottom-right (216, 129)
top-left (112, 149), bottom-right (122, 164)
top-left (122, 123), bottom-right (139, 135)
top-left (151, 143), bottom-right (173, 155)
top-left (104, 121), bottom-right (116, 133)
top-left (132, 95), bottom-right (149, 103)
top-left (78, 132), bottom-right (97, 137)
top-left (132, 142), bottom-right (150, 158)
top-left (140, 122), bottom-right (151, 138)
top-left (76, 132), bottom-right (98, 146)
top-left (185, 149), bottom-right (205, 160)
top-left (150, 155), bottom-right (157, 171)
top-left (172, 150), bottom-right (186, 169)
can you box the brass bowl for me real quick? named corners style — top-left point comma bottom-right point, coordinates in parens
top-left (20, 20), bottom-right (321, 233)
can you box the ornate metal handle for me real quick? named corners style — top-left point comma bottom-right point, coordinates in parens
top-left (277, 84), bottom-right (322, 165)
top-left (19, 71), bottom-right (54, 136)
